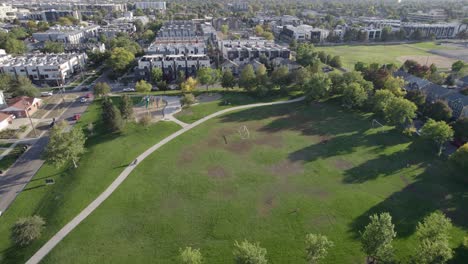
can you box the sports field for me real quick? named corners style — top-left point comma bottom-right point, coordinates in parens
top-left (41, 101), bottom-right (468, 263)
top-left (317, 42), bottom-right (457, 70)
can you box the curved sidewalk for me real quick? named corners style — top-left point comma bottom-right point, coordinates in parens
top-left (26, 96), bottom-right (304, 264)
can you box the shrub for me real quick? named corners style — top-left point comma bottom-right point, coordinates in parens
top-left (179, 247), bottom-right (203, 264)
top-left (11, 215), bottom-right (45, 246)
top-left (180, 93), bottom-right (196, 107)
top-left (450, 143), bottom-right (468, 170)
top-left (233, 240), bottom-right (267, 264)
top-left (139, 114), bottom-right (152, 127)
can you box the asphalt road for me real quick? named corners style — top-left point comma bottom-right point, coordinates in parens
top-left (0, 94), bottom-right (91, 214)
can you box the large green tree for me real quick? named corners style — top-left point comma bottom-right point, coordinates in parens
top-left (304, 73), bottom-right (331, 101)
top-left (221, 69), bottom-right (236, 89)
top-left (342, 82), bottom-right (368, 108)
top-left (372, 89), bottom-right (395, 114)
top-left (93, 82), bottom-right (111, 98)
top-left (107, 47), bottom-right (135, 73)
top-left (425, 100), bottom-right (453, 122)
top-left (233, 240), bottom-right (267, 264)
top-left (44, 121), bottom-right (86, 168)
top-left (414, 212), bottom-right (453, 264)
top-left (420, 119), bottom-right (454, 156)
top-left (383, 97), bottom-right (417, 128)
top-left (305, 234), bottom-right (334, 264)
top-left (361, 212), bottom-right (396, 263)
top-left (101, 97), bottom-right (124, 132)
top-left (151, 68), bottom-right (163, 84)
top-left (11, 215), bottom-right (45, 246)
top-left (119, 94), bottom-right (134, 121)
top-left (239, 65), bottom-right (256, 92)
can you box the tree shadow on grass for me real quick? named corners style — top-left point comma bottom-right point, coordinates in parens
top-left (348, 159), bottom-right (468, 249)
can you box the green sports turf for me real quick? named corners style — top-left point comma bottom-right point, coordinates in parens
top-left (316, 42), bottom-right (453, 70)
top-left (41, 101), bottom-right (468, 263)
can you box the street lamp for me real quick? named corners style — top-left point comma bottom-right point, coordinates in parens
top-left (23, 101), bottom-right (37, 138)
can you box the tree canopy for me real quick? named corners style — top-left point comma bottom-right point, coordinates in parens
top-left (420, 119), bottom-right (454, 156)
top-left (361, 212), bottom-right (396, 263)
top-left (44, 121), bottom-right (86, 168)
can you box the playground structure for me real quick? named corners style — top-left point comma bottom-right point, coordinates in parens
top-left (134, 96), bottom-right (167, 122)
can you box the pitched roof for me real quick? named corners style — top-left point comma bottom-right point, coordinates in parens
top-left (0, 112), bottom-right (12, 122)
top-left (6, 96), bottom-right (36, 111)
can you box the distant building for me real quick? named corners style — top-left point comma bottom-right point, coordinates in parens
top-left (0, 53), bottom-right (87, 85)
top-left (219, 39), bottom-right (291, 70)
top-left (0, 4), bottom-right (17, 20)
top-left (281, 25), bottom-right (329, 42)
top-left (231, 2), bottom-right (249, 12)
top-left (137, 54), bottom-right (210, 81)
top-left (395, 70), bottom-right (468, 119)
top-left (135, 2), bottom-right (166, 11)
top-left (407, 9), bottom-right (448, 23)
top-left (33, 25), bottom-right (100, 45)
top-left (147, 42), bottom-right (206, 55)
top-left (401, 23), bottom-right (461, 39)
top-left (157, 20), bottom-right (197, 38)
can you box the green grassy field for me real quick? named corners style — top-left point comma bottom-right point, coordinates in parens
top-left (175, 91), bottom-right (303, 124)
top-left (0, 100), bottom-right (181, 263)
top-left (41, 101), bottom-right (467, 263)
top-left (316, 42), bottom-right (453, 70)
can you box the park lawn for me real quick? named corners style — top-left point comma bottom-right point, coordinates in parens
top-left (0, 145), bottom-right (26, 171)
top-left (42, 101), bottom-right (467, 263)
top-left (175, 91), bottom-right (303, 124)
top-left (316, 42), bottom-right (451, 70)
top-left (0, 100), bottom-right (181, 264)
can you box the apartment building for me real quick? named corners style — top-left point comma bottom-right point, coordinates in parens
top-left (0, 53), bottom-right (87, 85)
top-left (281, 25), bottom-right (329, 42)
top-left (401, 23), bottom-right (461, 39)
top-left (135, 2), bottom-right (166, 11)
top-left (138, 54), bottom-right (210, 80)
top-left (219, 39), bottom-right (291, 65)
top-left (33, 25), bottom-right (100, 44)
top-left (0, 4), bottom-right (17, 20)
top-left (407, 9), bottom-right (448, 23)
top-left (147, 42), bottom-right (206, 55)
top-left (157, 21), bottom-right (197, 38)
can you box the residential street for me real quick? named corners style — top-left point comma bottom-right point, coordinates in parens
top-left (0, 93), bottom-right (91, 214)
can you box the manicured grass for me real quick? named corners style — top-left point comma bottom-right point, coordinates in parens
top-left (0, 145), bottom-right (26, 171)
top-left (42, 101), bottom-right (467, 263)
top-left (316, 42), bottom-right (452, 70)
top-left (175, 91), bottom-right (303, 124)
top-left (0, 99), bottom-right (181, 264)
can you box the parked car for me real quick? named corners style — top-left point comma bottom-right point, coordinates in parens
top-left (80, 97), bottom-right (88, 103)
top-left (81, 86), bottom-right (90, 91)
top-left (85, 93), bottom-right (92, 98)
top-left (122, 88), bottom-right (135, 92)
top-left (73, 114), bottom-right (81, 121)
top-left (40, 91), bottom-right (53, 97)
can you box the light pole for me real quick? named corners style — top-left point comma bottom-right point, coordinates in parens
top-left (24, 101), bottom-right (37, 137)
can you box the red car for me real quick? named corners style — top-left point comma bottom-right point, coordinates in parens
top-left (73, 114), bottom-right (81, 121)
top-left (85, 93), bottom-right (92, 98)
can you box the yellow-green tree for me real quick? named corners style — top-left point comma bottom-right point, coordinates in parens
top-left (181, 77), bottom-right (198, 93)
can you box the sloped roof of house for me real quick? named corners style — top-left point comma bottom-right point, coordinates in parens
top-left (1, 96), bottom-right (41, 112)
top-left (0, 112), bottom-right (12, 122)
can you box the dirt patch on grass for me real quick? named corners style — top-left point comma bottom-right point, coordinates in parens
top-left (311, 215), bottom-right (336, 227)
top-left (225, 140), bottom-right (253, 154)
top-left (258, 194), bottom-right (277, 217)
top-left (254, 134), bottom-right (283, 148)
top-left (399, 175), bottom-right (411, 186)
top-left (179, 148), bottom-right (195, 163)
top-left (334, 158), bottom-right (354, 170)
top-left (397, 55), bottom-right (457, 69)
top-left (207, 166), bottom-right (229, 179)
top-left (270, 160), bottom-right (304, 177)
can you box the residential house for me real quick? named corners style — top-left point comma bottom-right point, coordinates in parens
top-left (0, 96), bottom-right (42, 118)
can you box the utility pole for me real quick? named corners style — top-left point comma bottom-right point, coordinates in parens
top-left (24, 101), bottom-right (37, 137)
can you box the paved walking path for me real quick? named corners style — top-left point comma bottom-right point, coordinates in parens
top-left (26, 96), bottom-right (304, 264)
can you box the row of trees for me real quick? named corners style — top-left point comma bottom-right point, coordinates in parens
top-left (295, 43), bottom-right (343, 69)
top-left (0, 74), bottom-right (40, 97)
top-left (361, 211), bottom-right (455, 264)
top-left (178, 234), bottom-right (333, 264)
top-left (173, 210), bottom-right (460, 264)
